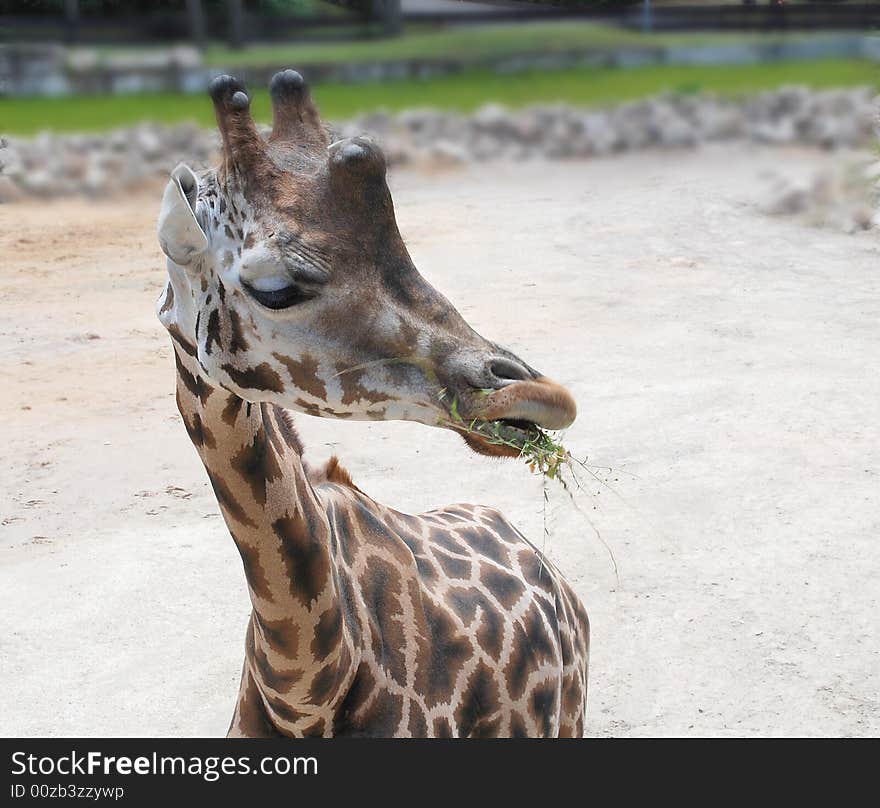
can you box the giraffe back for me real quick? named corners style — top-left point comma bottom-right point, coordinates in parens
top-left (313, 484), bottom-right (589, 737)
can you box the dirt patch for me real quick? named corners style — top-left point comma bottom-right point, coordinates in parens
top-left (1, 145), bottom-right (878, 736)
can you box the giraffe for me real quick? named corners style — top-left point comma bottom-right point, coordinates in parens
top-left (156, 70), bottom-right (589, 737)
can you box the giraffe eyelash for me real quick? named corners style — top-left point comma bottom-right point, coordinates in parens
top-left (242, 281), bottom-right (317, 310)
top-left (284, 258), bottom-right (330, 286)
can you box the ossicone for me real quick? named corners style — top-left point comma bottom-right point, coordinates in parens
top-left (208, 74), bottom-right (271, 183)
top-left (328, 137), bottom-right (387, 182)
top-left (268, 68), bottom-right (327, 150)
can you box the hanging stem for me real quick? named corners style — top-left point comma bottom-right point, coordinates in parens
top-left (439, 392), bottom-right (623, 582)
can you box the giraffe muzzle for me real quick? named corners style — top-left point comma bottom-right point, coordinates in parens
top-left (447, 352), bottom-right (576, 432)
top-left (449, 376), bottom-right (577, 458)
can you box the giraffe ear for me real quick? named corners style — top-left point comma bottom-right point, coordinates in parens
top-left (157, 164), bottom-right (207, 266)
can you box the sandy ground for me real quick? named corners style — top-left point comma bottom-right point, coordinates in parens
top-left (1, 143), bottom-right (878, 737)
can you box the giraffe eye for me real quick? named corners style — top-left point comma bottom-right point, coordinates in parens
top-left (242, 281), bottom-right (315, 310)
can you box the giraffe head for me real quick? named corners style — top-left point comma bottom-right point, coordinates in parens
top-left (157, 71), bottom-right (576, 457)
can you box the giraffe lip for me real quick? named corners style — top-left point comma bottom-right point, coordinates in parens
top-left (443, 377), bottom-right (576, 457)
top-left (471, 377), bottom-right (577, 431)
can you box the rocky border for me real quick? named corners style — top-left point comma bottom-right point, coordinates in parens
top-left (1, 86), bottom-right (876, 202)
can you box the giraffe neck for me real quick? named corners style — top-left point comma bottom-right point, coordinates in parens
top-left (170, 335), bottom-right (354, 728)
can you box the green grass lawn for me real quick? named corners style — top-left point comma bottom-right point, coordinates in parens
top-left (202, 21), bottom-right (653, 66)
top-left (200, 22), bottom-right (875, 67)
top-left (69, 21), bottom-right (866, 70)
top-left (2, 59), bottom-right (876, 136)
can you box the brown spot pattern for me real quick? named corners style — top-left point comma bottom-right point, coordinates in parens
top-left (335, 365), bottom-right (393, 406)
top-left (228, 309), bottom-right (249, 354)
top-left (161, 86), bottom-right (591, 734)
top-left (273, 352), bottom-right (327, 400)
top-left (222, 362), bottom-right (284, 393)
top-left (231, 429), bottom-right (282, 507)
top-left (272, 514), bottom-right (330, 609)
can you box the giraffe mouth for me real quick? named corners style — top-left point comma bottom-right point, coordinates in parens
top-left (456, 418), bottom-right (545, 458)
top-left (448, 377), bottom-right (577, 458)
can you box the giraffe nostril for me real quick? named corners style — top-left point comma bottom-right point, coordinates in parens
top-left (488, 357), bottom-right (533, 385)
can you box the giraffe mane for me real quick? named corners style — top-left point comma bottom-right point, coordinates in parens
top-left (307, 454), bottom-right (360, 491)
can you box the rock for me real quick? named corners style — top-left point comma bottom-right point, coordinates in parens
top-left (654, 106), bottom-right (698, 148)
top-left (108, 130), bottom-right (130, 152)
top-left (696, 102), bottom-right (745, 140)
top-left (750, 119), bottom-right (797, 145)
top-left (760, 165), bottom-right (877, 235)
top-left (19, 169), bottom-right (55, 196)
top-left (423, 139), bottom-right (469, 168)
top-left (82, 161), bottom-right (109, 196)
top-left (849, 206), bottom-right (873, 233)
top-left (472, 103), bottom-right (511, 137)
top-left (0, 175), bottom-right (23, 203)
top-left (761, 180), bottom-right (813, 216)
top-left (379, 135), bottom-right (412, 167)
top-left (398, 108), bottom-right (443, 135)
top-left (135, 127), bottom-right (162, 160)
top-left (356, 110), bottom-right (393, 135)
top-left (577, 112), bottom-right (618, 155)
